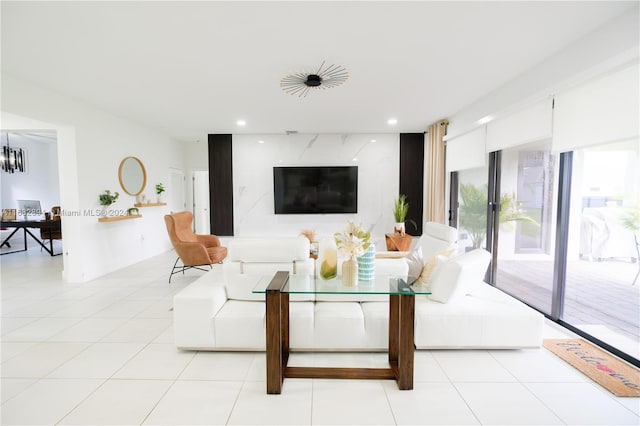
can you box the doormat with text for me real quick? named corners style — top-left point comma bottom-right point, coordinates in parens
top-left (544, 339), bottom-right (640, 397)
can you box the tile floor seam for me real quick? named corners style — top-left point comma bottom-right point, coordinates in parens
top-left (139, 376), bottom-right (180, 425)
top-left (53, 377), bottom-right (110, 425)
top-left (380, 379), bottom-right (399, 426)
top-left (309, 377), bottom-right (315, 426)
top-left (521, 381), bottom-right (640, 425)
top-left (0, 375), bottom-right (43, 406)
top-left (104, 340), bottom-right (154, 380)
top-left (429, 350), bottom-right (454, 383)
top-left (515, 381), bottom-right (569, 425)
top-left (224, 377), bottom-right (249, 425)
top-left (487, 349), bottom-right (527, 383)
top-left (1, 317), bottom-right (41, 336)
top-left (449, 381), bottom-right (483, 425)
top-left (583, 380), bottom-right (640, 417)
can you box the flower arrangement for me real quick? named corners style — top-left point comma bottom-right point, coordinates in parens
top-left (334, 220), bottom-right (371, 258)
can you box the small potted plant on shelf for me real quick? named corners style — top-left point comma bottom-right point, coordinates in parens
top-left (127, 207), bottom-right (139, 216)
top-left (98, 189), bottom-right (119, 217)
top-left (155, 183), bottom-right (165, 203)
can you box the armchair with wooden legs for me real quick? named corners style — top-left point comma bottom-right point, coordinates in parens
top-left (164, 211), bottom-right (227, 283)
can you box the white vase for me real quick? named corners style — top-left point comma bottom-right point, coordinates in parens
top-left (341, 256), bottom-right (358, 286)
top-left (100, 206), bottom-right (110, 218)
top-left (394, 222), bottom-right (406, 236)
top-left (317, 238), bottom-right (338, 280)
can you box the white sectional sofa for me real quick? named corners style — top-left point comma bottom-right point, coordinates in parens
top-left (173, 223), bottom-right (544, 351)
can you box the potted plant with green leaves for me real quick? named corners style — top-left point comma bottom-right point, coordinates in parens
top-left (98, 189), bottom-right (119, 217)
top-left (392, 194), bottom-right (416, 235)
top-left (155, 183), bottom-right (165, 203)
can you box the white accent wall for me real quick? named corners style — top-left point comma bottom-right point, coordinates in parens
top-left (2, 74), bottom-right (185, 282)
top-left (232, 134), bottom-right (399, 247)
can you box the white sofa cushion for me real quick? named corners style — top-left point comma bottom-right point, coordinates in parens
top-left (405, 246), bottom-right (424, 278)
top-left (429, 249), bottom-right (491, 303)
top-left (214, 300), bottom-right (266, 349)
top-left (419, 222), bottom-right (458, 259)
top-left (313, 302), bottom-right (366, 349)
top-left (415, 283), bottom-right (544, 349)
top-left (227, 237), bottom-right (310, 262)
top-left (361, 302), bottom-right (390, 349)
top-left (223, 236), bottom-right (315, 302)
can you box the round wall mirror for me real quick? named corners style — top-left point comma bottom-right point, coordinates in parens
top-left (118, 156), bottom-right (147, 196)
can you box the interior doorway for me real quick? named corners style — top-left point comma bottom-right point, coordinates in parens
top-left (192, 170), bottom-right (210, 234)
top-left (168, 169), bottom-right (186, 214)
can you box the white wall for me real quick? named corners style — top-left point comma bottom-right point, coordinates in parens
top-left (2, 74), bottom-right (185, 282)
top-left (447, 7), bottom-right (639, 139)
top-left (1, 133), bottom-right (60, 215)
top-left (232, 134), bottom-right (400, 248)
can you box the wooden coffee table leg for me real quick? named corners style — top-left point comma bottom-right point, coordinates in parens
top-left (281, 292), bottom-right (290, 368)
top-left (397, 293), bottom-right (415, 390)
top-left (266, 287), bottom-right (281, 394)
top-left (389, 294), bottom-right (399, 366)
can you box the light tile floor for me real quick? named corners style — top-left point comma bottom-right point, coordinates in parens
top-left (1, 248), bottom-right (639, 425)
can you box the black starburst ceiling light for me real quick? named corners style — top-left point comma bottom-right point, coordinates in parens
top-left (280, 61), bottom-right (349, 97)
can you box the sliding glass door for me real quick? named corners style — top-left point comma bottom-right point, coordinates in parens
top-left (564, 140), bottom-right (640, 360)
top-left (450, 139), bottom-right (639, 364)
top-left (492, 141), bottom-right (559, 315)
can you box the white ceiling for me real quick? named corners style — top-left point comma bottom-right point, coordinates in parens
top-left (1, 1), bottom-right (636, 141)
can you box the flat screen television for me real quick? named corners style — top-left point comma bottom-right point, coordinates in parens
top-left (274, 166), bottom-right (358, 214)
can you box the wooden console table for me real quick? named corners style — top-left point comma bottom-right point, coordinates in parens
top-left (253, 271), bottom-right (430, 394)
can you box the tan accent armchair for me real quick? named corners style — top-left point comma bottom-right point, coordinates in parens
top-left (164, 211), bottom-right (227, 283)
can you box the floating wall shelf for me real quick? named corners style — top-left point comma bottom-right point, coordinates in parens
top-left (98, 214), bottom-right (142, 223)
top-left (134, 202), bottom-right (167, 207)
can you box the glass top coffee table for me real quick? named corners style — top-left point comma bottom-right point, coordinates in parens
top-left (253, 271), bottom-right (431, 394)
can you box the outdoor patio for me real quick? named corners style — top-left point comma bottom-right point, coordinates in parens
top-left (497, 258), bottom-right (640, 360)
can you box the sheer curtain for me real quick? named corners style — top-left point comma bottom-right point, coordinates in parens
top-left (425, 120), bottom-right (448, 224)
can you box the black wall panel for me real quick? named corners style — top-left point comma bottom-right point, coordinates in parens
top-left (399, 133), bottom-right (425, 236)
top-left (208, 134), bottom-right (234, 236)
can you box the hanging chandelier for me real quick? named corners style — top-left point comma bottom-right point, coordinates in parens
top-left (1, 133), bottom-right (25, 173)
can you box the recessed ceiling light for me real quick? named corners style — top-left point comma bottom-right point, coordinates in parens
top-left (370, 139), bottom-right (376, 143)
top-left (236, 120), bottom-right (246, 126)
top-left (258, 140), bottom-right (265, 144)
top-left (477, 115), bottom-right (494, 125)
top-left (352, 157), bottom-right (358, 162)
top-left (387, 118), bottom-right (398, 125)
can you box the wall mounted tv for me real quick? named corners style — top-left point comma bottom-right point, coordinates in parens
top-left (273, 166), bottom-right (358, 214)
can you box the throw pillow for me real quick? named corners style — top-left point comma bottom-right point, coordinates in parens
top-left (418, 254), bottom-right (448, 287)
top-left (405, 246), bottom-right (424, 279)
top-left (418, 248), bottom-right (457, 286)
